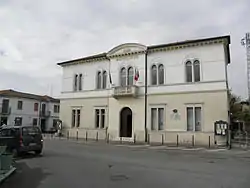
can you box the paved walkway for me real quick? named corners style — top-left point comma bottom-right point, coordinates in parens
top-left (2, 139), bottom-right (250, 188)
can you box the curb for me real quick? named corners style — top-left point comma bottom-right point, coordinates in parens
top-left (0, 166), bottom-right (17, 185)
top-left (44, 137), bottom-right (230, 152)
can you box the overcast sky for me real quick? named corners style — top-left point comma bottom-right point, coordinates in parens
top-left (0, 0), bottom-right (249, 99)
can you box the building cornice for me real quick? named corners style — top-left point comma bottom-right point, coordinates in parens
top-left (57, 35), bottom-right (230, 67)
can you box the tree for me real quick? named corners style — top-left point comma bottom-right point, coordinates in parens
top-left (229, 92), bottom-right (250, 122)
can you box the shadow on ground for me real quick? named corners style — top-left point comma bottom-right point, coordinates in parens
top-left (1, 154), bottom-right (51, 188)
top-left (14, 152), bottom-right (43, 161)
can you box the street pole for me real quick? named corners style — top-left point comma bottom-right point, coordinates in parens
top-left (241, 32), bottom-right (250, 106)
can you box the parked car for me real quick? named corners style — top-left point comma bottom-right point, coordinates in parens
top-left (0, 125), bottom-right (43, 156)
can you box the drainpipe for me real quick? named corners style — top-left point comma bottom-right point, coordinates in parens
top-left (144, 50), bottom-right (148, 142)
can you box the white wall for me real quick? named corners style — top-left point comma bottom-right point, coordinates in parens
top-left (60, 43), bottom-right (227, 99)
top-left (147, 44), bottom-right (226, 84)
top-left (0, 97), bottom-right (40, 126)
top-left (62, 60), bottom-right (110, 92)
top-left (0, 97), bottom-right (60, 130)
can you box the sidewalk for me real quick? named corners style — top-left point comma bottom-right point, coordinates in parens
top-left (0, 166), bottom-right (16, 184)
top-left (43, 135), bottom-right (229, 152)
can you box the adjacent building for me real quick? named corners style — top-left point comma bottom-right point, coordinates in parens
top-left (0, 89), bottom-right (60, 132)
top-left (58, 35), bottom-right (231, 146)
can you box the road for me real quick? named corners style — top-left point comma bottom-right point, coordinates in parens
top-left (2, 139), bottom-right (250, 188)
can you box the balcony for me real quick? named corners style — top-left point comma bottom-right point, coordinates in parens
top-left (112, 85), bottom-right (138, 99)
top-left (0, 107), bottom-right (11, 115)
top-left (40, 110), bottom-right (51, 117)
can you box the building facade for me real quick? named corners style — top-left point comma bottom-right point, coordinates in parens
top-left (0, 89), bottom-right (60, 132)
top-left (58, 35), bottom-right (231, 146)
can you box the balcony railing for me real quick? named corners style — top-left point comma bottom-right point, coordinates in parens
top-left (112, 85), bottom-right (138, 98)
top-left (0, 107), bottom-right (11, 115)
top-left (40, 110), bottom-right (51, 117)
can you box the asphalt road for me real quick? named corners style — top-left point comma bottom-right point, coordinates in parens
top-left (2, 139), bottom-right (250, 188)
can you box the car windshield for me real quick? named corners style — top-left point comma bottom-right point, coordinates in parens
top-left (0, 128), bottom-right (19, 137)
top-left (22, 127), bottom-right (40, 136)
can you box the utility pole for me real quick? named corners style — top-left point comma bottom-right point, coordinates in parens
top-left (241, 33), bottom-right (250, 103)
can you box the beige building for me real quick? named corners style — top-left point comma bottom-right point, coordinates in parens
top-left (58, 35), bottom-right (231, 146)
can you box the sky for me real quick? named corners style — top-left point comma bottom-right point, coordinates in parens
top-left (0, 0), bottom-right (249, 99)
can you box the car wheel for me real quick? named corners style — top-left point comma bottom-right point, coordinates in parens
top-left (35, 150), bottom-right (42, 155)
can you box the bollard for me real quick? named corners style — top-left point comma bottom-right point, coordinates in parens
top-left (85, 131), bottom-right (88, 141)
top-left (192, 135), bottom-right (194, 147)
top-left (107, 134), bottom-right (109, 143)
top-left (161, 134), bottom-right (164, 145)
top-left (208, 136), bottom-right (211, 148)
top-left (134, 134), bottom-right (136, 144)
top-left (147, 134), bottom-right (150, 144)
top-left (120, 137), bottom-right (122, 144)
top-left (177, 134), bottom-right (179, 147)
top-left (96, 132), bottom-right (99, 142)
top-left (76, 131), bottom-right (78, 140)
top-left (67, 131), bottom-right (69, 140)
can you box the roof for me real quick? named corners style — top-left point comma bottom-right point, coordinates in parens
top-left (0, 89), bottom-right (60, 103)
top-left (57, 35), bottom-right (231, 66)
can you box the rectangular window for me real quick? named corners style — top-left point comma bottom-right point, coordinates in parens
top-left (2, 99), bottom-right (9, 113)
top-left (33, 118), bottom-right (38, 126)
top-left (151, 108), bottom-right (157, 130)
top-left (151, 107), bottom-right (165, 131)
top-left (34, 103), bottom-right (39, 111)
top-left (53, 119), bottom-right (58, 128)
top-left (158, 108), bottom-right (164, 130)
top-left (17, 101), bottom-right (23, 110)
top-left (95, 109), bottom-right (100, 128)
top-left (14, 117), bottom-right (22, 126)
top-left (79, 74), bottom-right (82, 91)
top-left (76, 109), bottom-right (81, 127)
top-left (72, 109), bottom-right (76, 127)
top-left (54, 105), bottom-right (60, 113)
top-left (101, 109), bottom-right (105, 129)
top-left (54, 105), bottom-right (57, 113)
top-left (186, 106), bottom-right (202, 131)
top-left (95, 108), bottom-right (106, 129)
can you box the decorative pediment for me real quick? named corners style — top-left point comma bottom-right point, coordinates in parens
top-left (107, 43), bottom-right (147, 58)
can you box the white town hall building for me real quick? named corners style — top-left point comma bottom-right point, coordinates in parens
top-left (57, 35), bottom-right (231, 146)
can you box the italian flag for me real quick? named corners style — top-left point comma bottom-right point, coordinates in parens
top-left (134, 68), bottom-right (139, 81)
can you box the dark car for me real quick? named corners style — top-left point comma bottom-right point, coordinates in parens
top-left (0, 125), bottom-right (43, 156)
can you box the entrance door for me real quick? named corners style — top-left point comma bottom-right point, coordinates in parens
top-left (41, 119), bottom-right (46, 133)
top-left (120, 107), bottom-right (132, 137)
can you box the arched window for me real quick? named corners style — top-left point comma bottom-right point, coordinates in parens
top-left (193, 60), bottom-right (200, 82)
top-left (120, 67), bottom-right (126, 86)
top-left (102, 71), bottom-right (107, 89)
top-left (128, 67), bottom-right (134, 86)
top-left (97, 71), bottom-right (102, 89)
top-left (185, 61), bottom-right (192, 82)
top-left (151, 65), bottom-right (157, 85)
top-left (158, 64), bottom-right (164, 85)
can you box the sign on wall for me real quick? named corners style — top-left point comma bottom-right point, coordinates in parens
top-left (170, 109), bottom-right (181, 120)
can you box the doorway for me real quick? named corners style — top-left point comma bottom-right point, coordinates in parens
top-left (120, 107), bottom-right (132, 137)
top-left (41, 119), bottom-right (46, 133)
